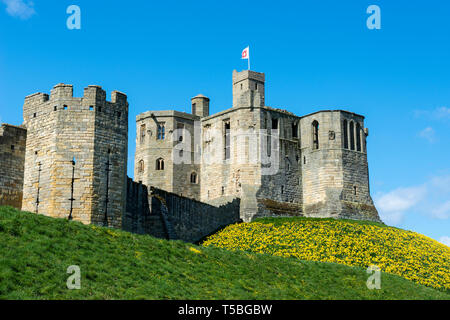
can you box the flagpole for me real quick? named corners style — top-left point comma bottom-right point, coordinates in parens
top-left (248, 46), bottom-right (250, 70)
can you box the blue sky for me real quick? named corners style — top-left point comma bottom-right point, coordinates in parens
top-left (1, 0), bottom-right (449, 244)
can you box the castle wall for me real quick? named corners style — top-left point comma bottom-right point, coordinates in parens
top-left (124, 178), bottom-right (240, 243)
top-left (21, 84), bottom-right (128, 227)
top-left (0, 124), bottom-right (27, 208)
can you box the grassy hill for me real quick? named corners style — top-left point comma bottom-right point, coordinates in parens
top-left (203, 217), bottom-right (450, 291)
top-left (0, 206), bottom-right (448, 300)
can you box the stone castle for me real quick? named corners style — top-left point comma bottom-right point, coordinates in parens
top-left (0, 69), bottom-right (380, 242)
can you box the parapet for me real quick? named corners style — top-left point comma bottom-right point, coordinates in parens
top-left (232, 69), bottom-right (265, 84)
top-left (50, 83), bottom-right (74, 100)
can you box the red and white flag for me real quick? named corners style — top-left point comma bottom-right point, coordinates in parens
top-left (241, 46), bottom-right (250, 69)
top-left (241, 46), bottom-right (249, 60)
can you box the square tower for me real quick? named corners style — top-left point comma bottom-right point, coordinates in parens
top-left (232, 70), bottom-right (265, 108)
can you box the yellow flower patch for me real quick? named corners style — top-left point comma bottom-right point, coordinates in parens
top-left (203, 220), bottom-right (450, 290)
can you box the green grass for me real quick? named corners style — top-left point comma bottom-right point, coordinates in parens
top-left (0, 206), bottom-right (448, 300)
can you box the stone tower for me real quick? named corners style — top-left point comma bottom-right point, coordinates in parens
top-left (299, 110), bottom-right (378, 220)
top-left (191, 94), bottom-right (209, 117)
top-left (232, 70), bottom-right (265, 108)
top-left (21, 84), bottom-right (128, 228)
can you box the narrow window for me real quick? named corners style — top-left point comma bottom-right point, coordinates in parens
top-left (157, 123), bottom-right (165, 140)
top-left (98, 106), bottom-right (102, 112)
top-left (11, 145), bottom-right (14, 151)
top-left (343, 120), bottom-right (348, 149)
top-left (224, 120), bottom-right (230, 160)
top-left (221, 186), bottom-right (225, 195)
top-left (350, 121), bottom-right (355, 150)
top-left (54, 106), bottom-right (57, 111)
top-left (356, 123), bottom-right (361, 152)
top-left (179, 149), bottom-right (183, 158)
top-left (255, 82), bottom-right (258, 90)
top-left (272, 119), bottom-right (278, 130)
top-left (292, 122), bottom-right (298, 138)
top-left (138, 160), bottom-right (144, 173)
top-left (117, 112), bottom-right (121, 119)
top-left (140, 124), bottom-right (146, 143)
top-left (303, 156), bottom-right (306, 164)
top-left (281, 185), bottom-right (284, 194)
top-left (312, 120), bottom-right (319, 150)
top-left (240, 83), bottom-right (243, 90)
top-left (156, 158), bottom-right (164, 170)
top-left (353, 186), bottom-right (357, 195)
top-left (192, 103), bottom-right (196, 114)
top-left (190, 172), bottom-right (197, 184)
top-left (33, 113), bottom-right (37, 118)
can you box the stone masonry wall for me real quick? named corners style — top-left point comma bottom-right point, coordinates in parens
top-left (0, 124), bottom-right (27, 208)
top-left (22, 84), bottom-right (128, 228)
top-left (124, 178), bottom-right (241, 243)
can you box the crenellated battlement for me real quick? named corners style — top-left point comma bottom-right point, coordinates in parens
top-left (23, 84), bottom-right (128, 123)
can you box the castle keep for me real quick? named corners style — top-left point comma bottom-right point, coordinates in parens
top-left (135, 70), bottom-right (380, 222)
top-left (0, 68), bottom-right (380, 242)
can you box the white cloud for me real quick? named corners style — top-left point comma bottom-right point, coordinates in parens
top-left (434, 106), bottom-right (450, 119)
top-left (414, 106), bottom-right (450, 121)
top-left (375, 174), bottom-right (450, 226)
top-left (1, 0), bottom-right (35, 20)
top-left (375, 186), bottom-right (427, 225)
top-left (432, 201), bottom-right (450, 220)
top-left (418, 127), bottom-right (436, 143)
top-left (439, 236), bottom-right (450, 247)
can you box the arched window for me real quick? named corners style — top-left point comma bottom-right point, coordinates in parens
top-left (349, 121), bottom-right (355, 150)
top-left (138, 160), bottom-right (144, 173)
top-left (157, 123), bottom-right (165, 140)
top-left (190, 172), bottom-right (198, 184)
top-left (312, 120), bottom-right (319, 150)
top-left (356, 123), bottom-right (361, 152)
top-left (156, 158), bottom-right (164, 170)
top-left (343, 120), bottom-right (348, 149)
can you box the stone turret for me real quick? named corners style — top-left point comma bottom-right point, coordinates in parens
top-left (22, 84), bottom-right (128, 228)
top-left (191, 94), bottom-right (209, 117)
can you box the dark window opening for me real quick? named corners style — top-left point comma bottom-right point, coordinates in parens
top-left (117, 112), bottom-right (121, 119)
top-left (281, 185), bottom-right (284, 194)
top-left (224, 121), bottom-right (230, 160)
top-left (54, 106), bottom-right (57, 111)
top-left (192, 103), bottom-right (196, 114)
top-left (179, 149), bottom-right (183, 158)
top-left (11, 145), bottom-right (14, 151)
top-left (156, 158), bottom-right (164, 170)
top-left (89, 106), bottom-right (94, 111)
top-left (190, 172), bottom-right (197, 184)
top-left (353, 186), bottom-right (357, 195)
top-left (221, 186), bottom-right (225, 195)
top-left (343, 120), bottom-right (348, 149)
top-left (33, 113), bottom-right (37, 118)
top-left (312, 120), bottom-right (319, 150)
top-left (356, 123), bottom-right (361, 152)
top-left (98, 106), bottom-right (102, 112)
top-left (292, 122), bottom-right (298, 138)
top-left (255, 82), bottom-right (258, 90)
top-left (272, 119), bottom-right (278, 130)
top-left (303, 156), bottom-right (306, 164)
